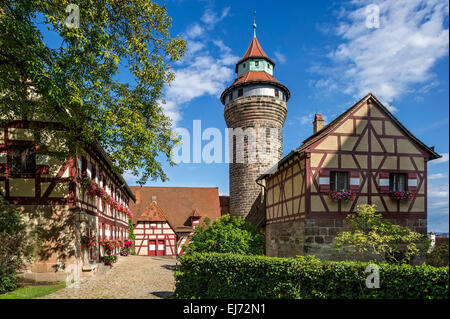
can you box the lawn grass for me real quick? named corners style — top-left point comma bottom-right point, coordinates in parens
top-left (0, 282), bottom-right (66, 299)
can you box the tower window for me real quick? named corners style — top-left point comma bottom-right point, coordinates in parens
top-left (243, 63), bottom-right (246, 68)
top-left (267, 64), bottom-right (270, 69)
top-left (238, 88), bottom-right (243, 97)
top-left (255, 61), bottom-right (259, 66)
top-left (229, 92), bottom-right (233, 102)
top-left (275, 89), bottom-right (279, 97)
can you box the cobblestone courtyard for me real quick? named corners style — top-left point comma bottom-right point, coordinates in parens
top-left (42, 255), bottom-right (177, 299)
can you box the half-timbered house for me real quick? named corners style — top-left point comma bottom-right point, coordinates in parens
top-left (0, 120), bottom-right (135, 282)
top-left (130, 187), bottom-right (222, 256)
top-left (256, 93), bottom-right (441, 259)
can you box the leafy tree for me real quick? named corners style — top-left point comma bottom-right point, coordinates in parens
top-left (334, 204), bottom-right (430, 264)
top-left (0, 197), bottom-right (32, 293)
top-left (184, 214), bottom-right (265, 255)
top-left (0, 0), bottom-right (186, 184)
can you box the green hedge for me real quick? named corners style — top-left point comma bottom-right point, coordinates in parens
top-left (174, 253), bottom-right (449, 299)
top-left (0, 268), bottom-right (18, 294)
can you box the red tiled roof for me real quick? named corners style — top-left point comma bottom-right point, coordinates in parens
top-left (233, 71), bottom-right (279, 86)
top-left (130, 187), bottom-right (221, 232)
top-left (137, 201), bottom-right (167, 222)
top-left (235, 37), bottom-right (275, 72)
top-left (242, 37), bottom-right (267, 60)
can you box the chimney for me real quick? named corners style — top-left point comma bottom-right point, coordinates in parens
top-left (135, 187), bottom-right (141, 205)
top-left (152, 195), bottom-right (157, 203)
top-left (313, 114), bottom-right (324, 134)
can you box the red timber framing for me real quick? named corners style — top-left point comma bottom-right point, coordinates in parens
top-left (263, 94), bottom-right (439, 225)
top-left (134, 221), bottom-right (177, 256)
top-left (0, 120), bottom-right (134, 260)
top-left (0, 121), bottom-right (77, 207)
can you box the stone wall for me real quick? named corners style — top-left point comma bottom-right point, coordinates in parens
top-left (15, 204), bottom-right (82, 283)
top-left (266, 217), bottom-right (428, 261)
top-left (224, 95), bottom-right (287, 218)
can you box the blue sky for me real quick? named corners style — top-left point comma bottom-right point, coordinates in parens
top-left (125, 0), bottom-right (449, 232)
top-left (39, 0), bottom-right (449, 232)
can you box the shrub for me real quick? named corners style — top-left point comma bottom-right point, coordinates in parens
top-left (0, 197), bottom-right (32, 294)
top-left (174, 253), bottom-right (449, 299)
top-left (427, 242), bottom-right (449, 267)
top-left (183, 214), bottom-right (264, 255)
top-left (334, 204), bottom-right (429, 263)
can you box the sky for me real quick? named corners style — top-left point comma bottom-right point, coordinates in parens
top-left (39, 0), bottom-right (449, 232)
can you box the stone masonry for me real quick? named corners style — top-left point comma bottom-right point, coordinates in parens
top-left (225, 95), bottom-right (287, 218)
top-left (266, 218), bottom-right (427, 261)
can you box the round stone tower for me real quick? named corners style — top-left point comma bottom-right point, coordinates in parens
top-left (220, 23), bottom-right (290, 219)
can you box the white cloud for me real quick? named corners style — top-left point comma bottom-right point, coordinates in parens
top-left (313, 0), bottom-right (449, 107)
top-left (430, 153), bottom-right (449, 164)
top-left (429, 173), bottom-right (448, 180)
top-left (201, 7), bottom-right (231, 27)
top-left (185, 23), bottom-right (204, 39)
top-left (274, 51), bottom-right (287, 64)
top-left (162, 7), bottom-right (238, 125)
top-left (428, 183), bottom-right (449, 199)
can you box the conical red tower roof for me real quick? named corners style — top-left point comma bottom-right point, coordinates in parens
top-left (242, 36), bottom-right (268, 60)
top-left (235, 37), bottom-right (276, 73)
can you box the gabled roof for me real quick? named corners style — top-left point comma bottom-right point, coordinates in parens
top-left (257, 93), bottom-right (441, 181)
top-left (130, 187), bottom-right (221, 232)
top-left (235, 37), bottom-right (275, 72)
top-left (137, 201), bottom-right (167, 222)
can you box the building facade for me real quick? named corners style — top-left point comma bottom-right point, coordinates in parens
top-left (256, 94), bottom-right (440, 259)
top-left (130, 186), bottom-right (222, 256)
top-left (0, 120), bottom-right (134, 282)
top-left (220, 28), bottom-right (290, 219)
top-left (133, 201), bottom-right (177, 256)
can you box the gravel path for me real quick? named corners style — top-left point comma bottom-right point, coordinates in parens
top-left (41, 255), bottom-right (177, 299)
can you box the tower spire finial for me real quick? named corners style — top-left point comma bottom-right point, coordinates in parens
top-left (253, 11), bottom-right (257, 37)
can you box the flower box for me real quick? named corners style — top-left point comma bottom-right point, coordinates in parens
top-left (329, 191), bottom-right (355, 202)
top-left (389, 190), bottom-right (416, 201)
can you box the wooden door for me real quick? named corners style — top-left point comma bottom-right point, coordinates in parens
top-left (148, 240), bottom-right (156, 256)
top-left (157, 239), bottom-right (165, 256)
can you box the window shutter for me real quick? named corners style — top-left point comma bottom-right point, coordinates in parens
top-left (379, 172), bottom-right (389, 193)
top-left (349, 171), bottom-right (360, 191)
top-left (319, 170), bottom-right (330, 193)
top-left (408, 173), bottom-right (417, 192)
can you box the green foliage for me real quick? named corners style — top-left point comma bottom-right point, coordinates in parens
top-left (426, 242), bottom-right (449, 267)
top-left (128, 218), bottom-right (136, 255)
top-left (0, 0), bottom-right (186, 184)
top-left (174, 253), bottom-right (449, 299)
top-left (334, 204), bottom-right (429, 263)
top-left (183, 215), bottom-right (264, 255)
top-left (0, 197), bottom-right (32, 294)
top-left (0, 281), bottom-right (66, 299)
top-left (101, 255), bottom-right (117, 266)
